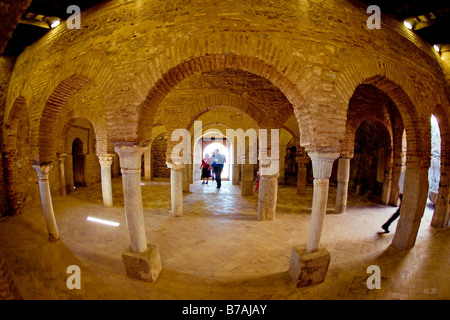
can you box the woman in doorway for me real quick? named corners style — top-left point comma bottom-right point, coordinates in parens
top-left (201, 153), bottom-right (211, 184)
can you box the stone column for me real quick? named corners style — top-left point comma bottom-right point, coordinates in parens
top-left (33, 163), bottom-right (60, 242)
top-left (57, 153), bottom-right (67, 197)
top-left (144, 148), bottom-right (152, 181)
top-left (289, 152), bottom-right (338, 287)
top-left (257, 156), bottom-right (279, 221)
top-left (99, 154), bottom-right (114, 208)
top-left (306, 152), bottom-right (339, 252)
top-left (115, 144), bottom-right (161, 282)
top-left (114, 145), bottom-right (148, 252)
top-left (167, 162), bottom-right (184, 217)
top-left (335, 157), bottom-right (350, 214)
top-left (296, 156), bottom-right (309, 195)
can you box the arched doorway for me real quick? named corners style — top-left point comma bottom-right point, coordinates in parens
top-left (72, 138), bottom-right (85, 187)
top-left (351, 119), bottom-right (392, 201)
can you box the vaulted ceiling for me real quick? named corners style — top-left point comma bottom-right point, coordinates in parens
top-left (0, 0), bottom-right (449, 56)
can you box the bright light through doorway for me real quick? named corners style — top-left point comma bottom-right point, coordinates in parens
top-left (203, 142), bottom-right (230, 179)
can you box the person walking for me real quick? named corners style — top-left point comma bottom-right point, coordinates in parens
top-left (382, 194), bottom-right (403, 233)
top-left (211, 148), bottom-right (225, 189)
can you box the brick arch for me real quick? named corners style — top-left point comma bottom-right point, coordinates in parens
top-left (364, 76), bottom-right (430, 169)
top-left (58, 116), bottom-right (106, 156)
top-left (339, 70), bottom-right (432, 250)
top-left (337, 58), bottom-right (431, 168)
top-left (57, 109), bottom-right (109, 156)
top-left (185, 103), bottom-right (260, 132)
top-left (37, 75), bottom-right (93, 164)
top-left (138, 53), bottom-right (313, 150)
top-left (343, 113), bottom-right (394, 159)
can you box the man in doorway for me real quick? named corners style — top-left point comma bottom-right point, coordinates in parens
top-left (211, 148), bottom-right (225, 189)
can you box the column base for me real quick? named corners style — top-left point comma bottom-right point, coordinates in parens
top-left (48, 233), bottom-right (60, 242)
top-left (391, 218), bottom-right (421, 251)
top-left (122, 244), bottom-right (162, 282)
top-left (288, 244), bottom-right (330, 287)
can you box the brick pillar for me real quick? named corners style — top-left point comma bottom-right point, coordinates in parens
top-left (296, 156), bottom-right (309, 195)
top-left (335, 157), bottom-right (350, 214)
top-left (2, 150), bottom-right (19, 216)
top-left (33, 163), bottom-right (60, 242)
top-left (57, 153), bottom-right (68, 196)
top-left (389, 163), bottom-right (403, 206)
top-left (391, 166), bottom-right (429, 250)
top-left (98, 154), bottom-right (114, 208)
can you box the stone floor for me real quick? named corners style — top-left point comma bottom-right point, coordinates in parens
top-left (0, 177), bottom-right (449, 300)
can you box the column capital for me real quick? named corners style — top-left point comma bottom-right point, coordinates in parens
top-left (296, 156), bottom-right (310, 167)
top-left (113, 143), bottom-right (148, 170)
top-left (33, 163), bottom-right (54, 180)
top-left (166, 161), bottom-right (185, 170)
top-left (308, 152), bottom-right (340, 179)
top-left (98, 153), bottom-right (115, 167)
top-left (57, 153), bottom-right (68, 162)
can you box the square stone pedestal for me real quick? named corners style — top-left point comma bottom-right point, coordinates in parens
top-left (288, 244), bottom-right (330, 287)
top-left (122, 244), bottom-right (162, 282)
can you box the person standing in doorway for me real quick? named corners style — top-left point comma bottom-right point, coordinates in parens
top-left (381, 193), bottom-right (403, 233)
top-left (211, 148), bottom-right (225, 189)
top-left (200, 153), bottom-right (211, 184)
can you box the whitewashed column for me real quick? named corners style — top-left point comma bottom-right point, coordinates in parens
top-left (306, 152), bottom-right (340, 252)
top-left (167, 162), bottom-right (184, 217)
top-left (335, 157), bottom-right (350, 214)
top-left (114, 145), bottom-right (147, 253)
top-left (98, 154), bottom-right (114, 208)
top-left (33, 163), bottom-right (60, 242)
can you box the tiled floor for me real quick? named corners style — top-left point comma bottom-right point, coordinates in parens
top-left (0, 178), bottom-right (448, 300)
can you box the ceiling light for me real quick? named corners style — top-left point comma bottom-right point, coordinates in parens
top-left (87, 216), bottom-right (120, 227)
top-left (50, 19), bottom-right (60, 28)
top-left (403, 20), bottom-right (413, 30)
